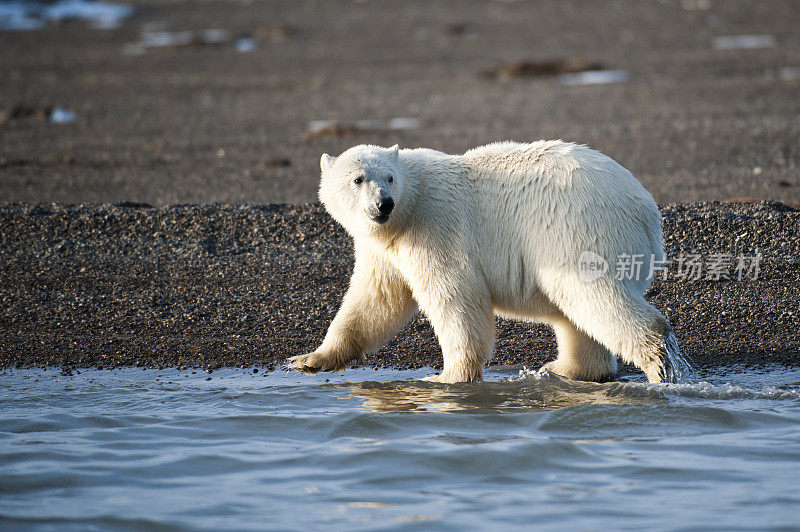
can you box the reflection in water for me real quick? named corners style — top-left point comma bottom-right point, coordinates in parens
top-left (337, 371), bottom-right (665, 413)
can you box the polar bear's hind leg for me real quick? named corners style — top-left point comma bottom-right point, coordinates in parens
top-left (545, 276), bottom-right (675, 383)
top-left (540, 316), bottom-right (618, 382)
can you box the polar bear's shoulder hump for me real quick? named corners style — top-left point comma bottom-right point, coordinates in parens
top-left (463, 140), bottom-right (585, 166)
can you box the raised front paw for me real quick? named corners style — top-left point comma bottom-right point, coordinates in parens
top-left (287, 352), bottom-right (349, 374)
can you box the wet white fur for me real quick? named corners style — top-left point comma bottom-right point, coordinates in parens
top-left (288, 141), bottom-right (671, 383)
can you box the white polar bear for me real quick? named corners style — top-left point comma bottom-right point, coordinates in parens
top-left (288, 141), bottom-right (677, 383)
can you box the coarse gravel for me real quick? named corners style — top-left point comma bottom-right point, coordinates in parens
top-left (1, 201), bottom-right (798, 373)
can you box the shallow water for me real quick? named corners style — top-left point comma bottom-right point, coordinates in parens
top-left (1, 365), bottom-right (799, 531)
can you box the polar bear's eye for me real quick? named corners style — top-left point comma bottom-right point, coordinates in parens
top-left (353, 176), bottom-right (363, 185)
top-left (387, 175), bottom-right (393, 183)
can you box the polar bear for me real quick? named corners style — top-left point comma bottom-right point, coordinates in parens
top-left (288, 141), bottom-right (678, 383)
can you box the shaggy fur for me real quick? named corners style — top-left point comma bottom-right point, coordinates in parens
top-left (288, 141), bottom-right (673, 383)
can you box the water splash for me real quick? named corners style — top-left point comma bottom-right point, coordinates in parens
top-left (526, 328), bottom-right (695, 385)
top-left (664, 328), bottom-right (695, 383)
top-left (517, 366), bottom-right (800, 403)
top-left (520, 365), bottom-right (551, 381)
top-left (657, 381), bottom-right (800, 401)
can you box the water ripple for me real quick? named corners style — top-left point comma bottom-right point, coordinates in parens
top-left (1, 366), bottom-right (799, 530)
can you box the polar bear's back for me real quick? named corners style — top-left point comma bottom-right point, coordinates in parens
top-left (464, 140), bottom-right (580, 184)
top-left (461, 140), bottom-right (662, 296)
top-left (462, 140), bottom-right (659, 233)
top-left (464, 140), bottom-right (648, 198)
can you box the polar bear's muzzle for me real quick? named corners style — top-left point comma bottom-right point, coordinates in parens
top-left (368, 196), bottom-right (394, 224)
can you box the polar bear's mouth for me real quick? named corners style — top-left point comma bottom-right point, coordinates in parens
top-left (370, 213), bottom-right (390, 224)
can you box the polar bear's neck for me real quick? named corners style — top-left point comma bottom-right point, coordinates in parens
top-left (398, 147), bottom-right (466, 193)
top-left (358, 147), bottom-right (468, 251)
top-left (392, 148), bottom-right (465, 226)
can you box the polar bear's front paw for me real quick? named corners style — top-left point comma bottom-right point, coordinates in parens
top-left (287, 352), bottom-right (329, 374)
top-left (286, 352), bottom-right (353, 374)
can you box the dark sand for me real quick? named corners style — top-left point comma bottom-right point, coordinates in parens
top-left (1, 202), bottom-right (797, 371)
top-left (1, 0), bottom-right (800, 206)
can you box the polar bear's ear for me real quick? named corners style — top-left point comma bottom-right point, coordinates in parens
top-left (320, 153), bottom-right (336, 173)
top-left (388, 144), bottom-right (399, 160)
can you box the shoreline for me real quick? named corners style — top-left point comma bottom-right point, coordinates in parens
top-left (1, 201), bottom-right (798, 371)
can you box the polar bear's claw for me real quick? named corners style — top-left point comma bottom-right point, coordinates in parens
top-left (287, 353), bottom-right (324, 374)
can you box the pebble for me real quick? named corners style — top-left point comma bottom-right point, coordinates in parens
top-left (0, 201), bottom-right (797, 371)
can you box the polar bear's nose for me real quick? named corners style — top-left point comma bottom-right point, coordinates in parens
top-left (377, 197), bottom-right (394, 214)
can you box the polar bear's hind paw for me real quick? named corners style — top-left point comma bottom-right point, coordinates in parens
top-left (657, 356), bottom-right (676, 384)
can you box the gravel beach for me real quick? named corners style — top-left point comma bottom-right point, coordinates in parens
top-left (1, 201), bottom-right (797, 371)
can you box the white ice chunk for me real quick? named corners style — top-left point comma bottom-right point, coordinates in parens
top-left (779, 67), bottom-right (800, 80)
top-left (713, 35), bottom-right (776, 50)
top-left (235, 37), bottom-right (256, 53)
top-left (45, 0), bottom-right (133, 30)
top-left (387, 117), bottom-right (421, 130)
top-left (559, 70), bottom-right (629, 86)
top-left (50, 108), bottom-right (76, 124)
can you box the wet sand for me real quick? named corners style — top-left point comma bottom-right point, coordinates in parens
top-left (1, 201), bottom-right (797, 371)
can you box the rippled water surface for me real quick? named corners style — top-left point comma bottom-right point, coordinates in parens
top-left (2, 365), bottom-right (800, 530)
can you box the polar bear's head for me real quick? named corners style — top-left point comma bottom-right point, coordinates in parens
top-left (318, 144), bottom-right (407, 236)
